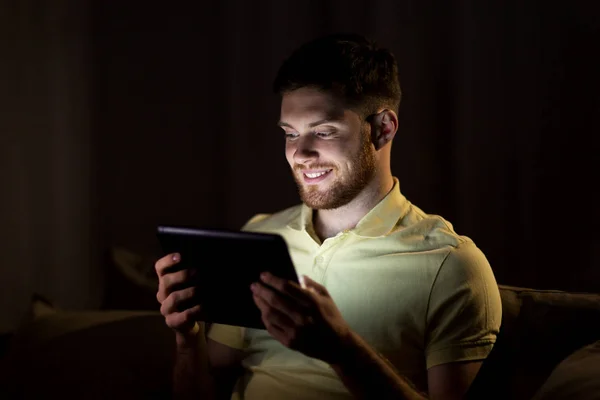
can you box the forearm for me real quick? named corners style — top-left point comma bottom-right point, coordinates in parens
top-left (331, 331), bottom-right (428, 400)
top-left (173, 323), bottom-right (216, 400)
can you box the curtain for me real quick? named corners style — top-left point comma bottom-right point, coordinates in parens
top-left (93, 1), bottom-right (599, 293)
top-left (0, 0), bottom-right (100, 332)
top-left (1, 0), bottom-right (598, 331)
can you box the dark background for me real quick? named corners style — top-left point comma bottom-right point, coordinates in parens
top-left (1, 0), bottom-right (599, 333)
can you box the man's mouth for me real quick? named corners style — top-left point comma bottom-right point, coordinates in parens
top-left (305, 171), bottom-right (328, 178)
top-left (301, 169), bottom-right (333, 183)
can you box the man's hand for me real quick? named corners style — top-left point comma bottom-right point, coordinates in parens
top-left (251, 272), bottom-right (430, 400)
top-left (155, 253), bottom-right (203, 336)
top-left (250, 272), bottom-right (352, 363)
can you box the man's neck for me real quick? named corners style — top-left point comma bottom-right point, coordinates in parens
top-left (313, 175), bottom-right (394, 241)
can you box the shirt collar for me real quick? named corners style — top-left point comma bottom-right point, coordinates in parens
top-left (287, 177), bottom-right (410, 238)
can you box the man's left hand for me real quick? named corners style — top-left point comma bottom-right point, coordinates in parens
top-left (251, 272), bottom-right (352, 364)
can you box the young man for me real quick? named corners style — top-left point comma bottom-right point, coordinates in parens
top-left (155, 33), bottom-right (502, 400)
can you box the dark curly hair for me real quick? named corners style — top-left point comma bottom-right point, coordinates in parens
top-left (273, 33), bottom-right (402, 118)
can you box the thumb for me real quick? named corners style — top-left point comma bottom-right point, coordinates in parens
top-left (300, 275), bottom-right (329, 296)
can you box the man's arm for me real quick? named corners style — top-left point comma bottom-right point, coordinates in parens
top-left (173, 323), bottom-right (244, 400)
top-left (155, 253), bottom-right (245, 400)
top-left (427, 361), bottom-right (483, 400)
top-left (330, 329), bottom-right (483, 400)
top-left (173, 324), bottom-right (215, 400)
top-left (330, 330), bottom-right (427, 400)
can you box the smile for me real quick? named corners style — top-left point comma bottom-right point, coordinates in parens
top-left (305, 171), bottom-right (328, 178)
top-left (302, 169), bottom-right (333, 183)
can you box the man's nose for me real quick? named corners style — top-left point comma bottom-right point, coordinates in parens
top-left (293, 136), bottom-right (318, 164)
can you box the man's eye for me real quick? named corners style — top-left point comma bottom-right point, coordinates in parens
top-left (285, 132), bottom-right (299, 139)
top-left (316, 132), bottom-right (332, 137)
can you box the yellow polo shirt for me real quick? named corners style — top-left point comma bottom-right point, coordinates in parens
top-left (208, 178), bottom-right (502, 399)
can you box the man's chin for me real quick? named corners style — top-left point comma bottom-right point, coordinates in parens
top-left (296, 179), bottom-right (351, 209)
top-left (300, 190), bottom-right (330, 209)
top-left (300, 190), bottom-right (352, 210)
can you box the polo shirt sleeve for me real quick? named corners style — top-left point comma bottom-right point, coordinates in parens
top-left (241, 213), bottom-right (271, 231)
top-left (206, 323), bottom-right (246, 349)
top-left (424, 241), bottom-right (502, 369)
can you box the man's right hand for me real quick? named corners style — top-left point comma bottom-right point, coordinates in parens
top-left (155, 253), bottom-right (202, 335)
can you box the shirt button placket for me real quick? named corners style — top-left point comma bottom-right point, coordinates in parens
top-left (313, 255), bottom-right (326, 281)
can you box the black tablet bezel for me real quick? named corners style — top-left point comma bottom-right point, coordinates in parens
top-left (156, 225), bottom-right (298, 329)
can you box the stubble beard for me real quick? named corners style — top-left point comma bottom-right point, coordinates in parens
top-left (293, 129), bottom-right (377, 210)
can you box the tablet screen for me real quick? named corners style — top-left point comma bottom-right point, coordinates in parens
top-left (157, 226), bottom-right (298, 329)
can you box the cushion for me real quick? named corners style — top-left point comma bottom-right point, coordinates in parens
top-left (466, 287), bottom-right (600, 400)
top-left (0, 309), bottom-right (174, 399)
top-left (531, 340), bottom-right (600, 400)
top-left (102, 246), bottom-right (160, 311)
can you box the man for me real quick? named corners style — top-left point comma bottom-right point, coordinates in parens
top-left (155, 33), bottom-right (502, 400)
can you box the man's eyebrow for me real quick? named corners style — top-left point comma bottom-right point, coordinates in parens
top-left (277, 119), bottom-right (340, 129)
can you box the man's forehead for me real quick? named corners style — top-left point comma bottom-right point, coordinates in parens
top-left (281, 91), bottom-right (345, 119)
top-left (280, 107), bottom-right (344, 120)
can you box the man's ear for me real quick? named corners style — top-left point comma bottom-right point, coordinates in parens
top-left (370, 109), bottom-right (398, 150)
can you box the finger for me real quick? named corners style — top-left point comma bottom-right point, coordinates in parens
top-left (155, 253), bottom-right (181, 276)
top-left (300, 275), bottom-right (329, 296)
top-left (260, 272), bottom-right (312, 305)
top-left (156, 268), bottom-right (194, 303)
top-left (165, 304), bottom-right (202, 330)
top-left (160, 286), bottom-right (198, 315)
top-left (163, 268), bottom-right (195, 292)
top-left (261, 316), bottom-right (288, 344)
top-left (157, 280), bottom-right (168, 304)
top-left (253, 293), bottom-right (295, 330)
top-left (253, 295), bottom-right (303, 349)
top-left (251, 282), bottom-right (308, 323)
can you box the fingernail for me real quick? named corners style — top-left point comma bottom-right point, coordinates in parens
top-left (172, 253), bottom-right (180, 261)
top-left (250, 283), bottom-right (257, 291)
top-left (299, 275), bottom-right (306, 289)
top-left (260, 272), bottom-right (268, 279)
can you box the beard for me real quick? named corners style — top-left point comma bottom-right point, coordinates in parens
top-left (292, 128), bottom-right (377, 210)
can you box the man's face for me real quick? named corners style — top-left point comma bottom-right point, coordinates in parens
top-left (279, 87), bottom-right (376, 210)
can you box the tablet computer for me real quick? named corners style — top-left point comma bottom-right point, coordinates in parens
top-left (156, 225), bottom-right (299, 329)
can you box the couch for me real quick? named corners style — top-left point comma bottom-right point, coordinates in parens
top-left (1, 285), bottom-right (599, 399)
